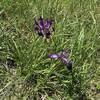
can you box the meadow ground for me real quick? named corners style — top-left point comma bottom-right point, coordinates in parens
top-left (0, 0), bottom-right (100, 100)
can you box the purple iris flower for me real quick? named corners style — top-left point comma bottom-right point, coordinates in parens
top-left (48, 50), bottom-right (72, 71)
top-left (34, 17), bottom-right (54, 38)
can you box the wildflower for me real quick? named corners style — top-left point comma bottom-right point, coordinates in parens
top-left (48, 50), bottom-right (72, 71)
top-left (34, 16), bottom-right (54, 38)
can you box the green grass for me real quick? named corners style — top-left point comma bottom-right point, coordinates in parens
top-left (0, 0), bottom-right (100, 100)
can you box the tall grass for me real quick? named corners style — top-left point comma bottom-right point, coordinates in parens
top-left (0, 0), bottom-right (100, 99)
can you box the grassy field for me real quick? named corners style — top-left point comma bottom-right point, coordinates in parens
top-left (0, 0), bottom-right (100, 100)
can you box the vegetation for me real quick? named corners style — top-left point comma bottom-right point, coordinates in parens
top-left (0, 0), bottom-right (100, 99)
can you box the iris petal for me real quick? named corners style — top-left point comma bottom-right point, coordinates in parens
top-left (39, 17), bottom-right (44, 29)
top-left (61, 58), bottom-right (72, 70)
top-left (45, 20), bottom-right (52, 29)
top-left (48, 54), bottom-right (59, 58)
top-left (38, 32), bottom-right (44, 37)
top-left (66, 61), bottom-right (72, 70)
top-left (61, 57), bottom-right (68, 64)
top-left (46, 32), bottom-right (51, 38)
top-left (60, 50), bottom-right (69, 58)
